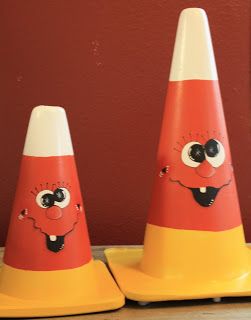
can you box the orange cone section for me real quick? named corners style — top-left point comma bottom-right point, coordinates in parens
top-left (148, 80), bottom-right (241, 232)
top-left (0, 106), bottom-right (124, 317)
top-left (106, 8), bottom-right (251, 302)
top-left (4, 155), bottom-right (92, 271)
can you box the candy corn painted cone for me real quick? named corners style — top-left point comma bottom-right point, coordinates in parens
top-left (0, 106), bottom-right (124, 317)
top-left (105, 8), bottom-right (251, 302)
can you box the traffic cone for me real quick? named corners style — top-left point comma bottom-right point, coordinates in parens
top-left (105, 8), bottom-right (251, 302)
top-left (0, 106), bottom-right (124, 317)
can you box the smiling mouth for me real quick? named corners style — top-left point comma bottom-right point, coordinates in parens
top-left (27, 210), bottom-right (81, 253)
top-left (189, 186), bottom-right (220, 207)
top-left (169, 179), bottom-right (231, 207)
top-left (46, 235), bottom-right (65, 252)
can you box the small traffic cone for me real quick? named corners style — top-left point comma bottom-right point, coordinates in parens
top-left (106, 8), bottom-right (251, 303)
top-left (0, 106), bottom-right (124, 317)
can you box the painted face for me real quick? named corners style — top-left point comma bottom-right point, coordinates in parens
top-left (4, 156), bottom-right (92, 271)
top-left (20, 183), bottom-right (81, 253)
top-left (170, 135), bottom-right (231, 207)
top-left (148, 80), bottom-right (242, 231)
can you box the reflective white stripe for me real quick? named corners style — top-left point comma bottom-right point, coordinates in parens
top-left (23, 105), bottom-right (74, 156)
top-left (169, 8), bottom-right (218, 81)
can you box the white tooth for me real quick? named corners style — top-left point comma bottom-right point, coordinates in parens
top-left (200, 187), bottom-right (206, 193)
top-left (49, 235), bottom-right (57, 241)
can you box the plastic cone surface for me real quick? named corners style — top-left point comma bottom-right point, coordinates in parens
top-left (0, 106), bottom-right (124, 317)
top-left (106, 8), bottom-right (251, 302)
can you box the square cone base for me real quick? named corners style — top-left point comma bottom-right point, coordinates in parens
top-left (0, 260), bottom-right (124, 317)
top-left (105, 248), bottom-right (251, 302)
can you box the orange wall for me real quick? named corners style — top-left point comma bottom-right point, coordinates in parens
top-left (0, 0), bottom-right (250, 245)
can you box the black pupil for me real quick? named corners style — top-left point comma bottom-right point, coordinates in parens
top-left (41, 194), bottom-right (54, 208)
top-left (54, 188), bottom-right (65, 202)
top-left (41, 188), bottom-right (65, 208)
top-left (205, 139), bottom-right (220, 157)
top-left (188, 144), bottom-right (205, 163)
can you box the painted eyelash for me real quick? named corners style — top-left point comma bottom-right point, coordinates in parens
top-left (175, 132), bottom-right (201, 150)
top-left (174, 131), bottom-right (224, 153)
top-left (30, 182), bottom-right (71, 196)
top-left (176, 141), bottom-right (183, 148)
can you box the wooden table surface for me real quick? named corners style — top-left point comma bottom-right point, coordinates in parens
top-left (0, 246), bottom-right (251, 320)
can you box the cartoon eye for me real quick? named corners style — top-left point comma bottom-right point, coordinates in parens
top-left (181, 141), bottom-right (205, 167)
top-left (54, 188), bottom-right (65, 202)
top-left (205, 139), bottom-right (225, 167)
top-left (36, 190), bottom-right (54, 208)
top-left (54, 188), bottom-right (70, 208)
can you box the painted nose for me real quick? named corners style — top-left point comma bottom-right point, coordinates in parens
top-left (46, 206), bottom-right (63, 220)
top-left (195, 160), bottom-right (216, 178)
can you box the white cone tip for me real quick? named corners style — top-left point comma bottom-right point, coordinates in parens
top-left (169, 8), bottom-right (218, 81)
top-left (23, 105), bottom-right (74, 157)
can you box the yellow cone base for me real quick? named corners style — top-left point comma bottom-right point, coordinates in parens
top-left (105, 225), bottom-right (251, 302)
top-left (0, 260), bottom-right (124, 317)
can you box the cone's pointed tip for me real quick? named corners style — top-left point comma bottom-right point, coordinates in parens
top-left (178, 8), bottom-right (208, 28)
top-left (31, 105), bottom-right (66, 116)
top-left (170, 7), bottom-right (218, 81)
top-left (23, 105), bottom-right (74, 157)
top-left (180, 8), bottom-right (207, 17)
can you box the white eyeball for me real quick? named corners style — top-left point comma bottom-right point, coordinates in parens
top-left (35, 188), bottom-right (71, 209)
top-left (54, 188), bottom-right (71, 208)
top-left (36, 190), bottom-right (54, 208)
top-left (205, 139), bottom-right (225, 168)
top-left (181, 141), bottom-right (204, 167)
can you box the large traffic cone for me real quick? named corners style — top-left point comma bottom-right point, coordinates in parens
top-left (105, 8), bottom-right (251, 302)
top-left (0, 106), bottom-right (124, 317)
